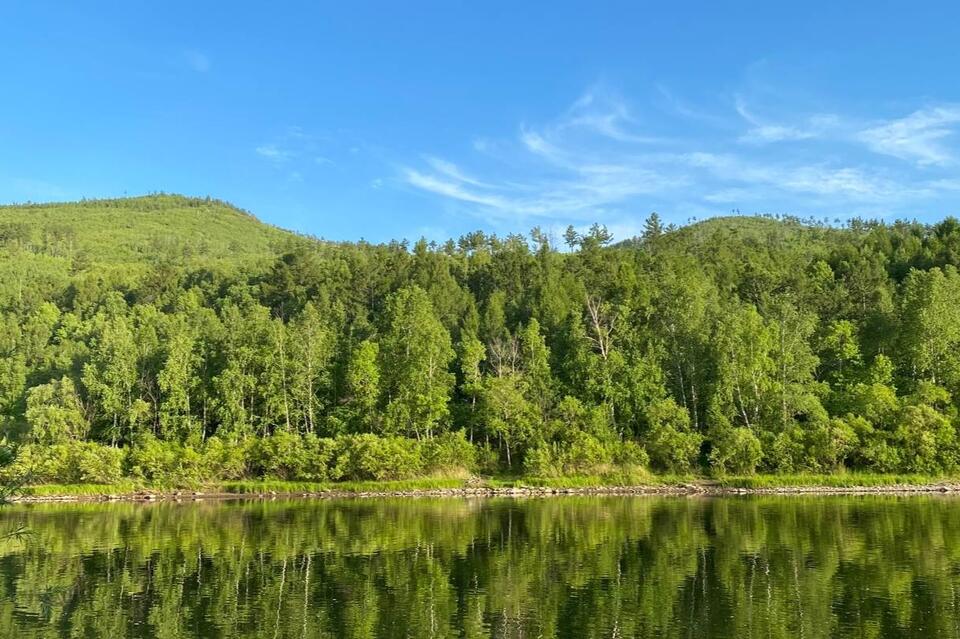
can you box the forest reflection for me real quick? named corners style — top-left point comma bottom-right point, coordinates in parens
top-left (1, 495), bottom-right (959, 638)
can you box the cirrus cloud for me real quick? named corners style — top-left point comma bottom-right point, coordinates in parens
top-left (399, 87), bottom-right (960, 234)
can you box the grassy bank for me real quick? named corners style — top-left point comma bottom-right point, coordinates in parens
top-left (12, 472), bottom-right (960, 499)
top-left (14, 474), bottom-right (668, 498)
top-left (713, 472), bottom-right (956, 489)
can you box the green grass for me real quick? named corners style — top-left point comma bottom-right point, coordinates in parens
top-left (714, 472), bottom-right (956, 489)
top-left (18, 482), bottom-right (140, 497)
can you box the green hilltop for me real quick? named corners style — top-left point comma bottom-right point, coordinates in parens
top-left (0, 194), bottom-right (301, 266)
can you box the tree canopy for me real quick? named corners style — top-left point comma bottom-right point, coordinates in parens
top-left (3, 196), bottom-right (960, 481)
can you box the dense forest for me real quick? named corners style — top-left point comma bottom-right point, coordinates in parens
top-left (2, 194), bottom-right (960, 484)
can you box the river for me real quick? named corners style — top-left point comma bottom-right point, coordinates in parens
top-left (0, 495), bottom-right (957, 637)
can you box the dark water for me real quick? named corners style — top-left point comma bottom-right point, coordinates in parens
top-left (0, 496), bottom-right (959, 638)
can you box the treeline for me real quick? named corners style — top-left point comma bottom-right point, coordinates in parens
top-left (4, 197), bottom-right (960, 482)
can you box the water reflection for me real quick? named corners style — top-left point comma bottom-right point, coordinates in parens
top-left (0, 495), bottom-right (959, 638)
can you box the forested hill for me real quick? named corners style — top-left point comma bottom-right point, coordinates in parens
top-left (0, 194), bottom-right (301, 266)
top-left (3, 194), bottom-right (960, 485)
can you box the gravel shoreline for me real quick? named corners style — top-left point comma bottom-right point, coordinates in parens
top-left (11, 482), bottom-right (960, 503)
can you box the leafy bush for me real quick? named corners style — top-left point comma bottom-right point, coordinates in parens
top-left (644, 399), bottom-right (702, 473)
top-left (764, 428), bottom-right (807, 473)
top-left (127, 434), bottom-right (210, 486)
top-left (474, 442), bottom-right (501, 475)
top-left (201, 436), bottom-right (249, 480)
top-left (523, 442), bottom-right (559, 477)
top-left (709, 427), bottom-right (762, 476)
top-left (421, 430), bottom-right (475, 474)
top-left (558, 431), bottom-right (609, 474)
top-left (336, 434), bottom-right (424, 481)
top-left (804, 418), bottom-right (858, 471)
top-left (71, 441), bottom-right (126, 483)
top-left (1, 441), bottom-right (125, 484)
top-left (612, 440), bottom-right (649, 468)
top-left (249, 430), bottom-right (313, 480)
top-left (894, 404), bottom-right (957, 473)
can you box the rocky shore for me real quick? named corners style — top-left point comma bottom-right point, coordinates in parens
top-left (11, 481), bottom-right (960, 503)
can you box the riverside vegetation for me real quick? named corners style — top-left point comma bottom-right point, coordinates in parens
top-left (3, 195), bottom-right (960, 489)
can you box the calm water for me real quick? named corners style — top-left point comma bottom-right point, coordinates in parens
top-left (0, 495), bottom-right (959, 638)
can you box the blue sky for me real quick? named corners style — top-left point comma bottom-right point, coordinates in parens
top-left (3, 2), bottom-right (960, 243)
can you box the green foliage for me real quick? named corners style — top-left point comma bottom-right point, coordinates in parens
top-left (200, 436), bottom-right (248, 480)
top-left (2, 441), bottom-right (125, 484)
top-left (644, 399), bottom-right (703, 473)
top-left (421, 430), bottom-right (476, 474)
top-left (25, 376), bottom-right (88, 444)
top-left (709, 427), bottom-right (763, 475)
top-left (249, 431), bottom-right (332, 481)
top-left (335, 434), bottom-right (424, 481)
top-left (6, 196), bottom-right (960, 483)
top-left (894, 404), bottom-right (958, 473)
top-left (805, 417), bottom-right (859, 471)
top-left (381, 286), bottom-right (456, 438)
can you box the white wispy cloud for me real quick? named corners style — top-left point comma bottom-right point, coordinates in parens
top-left (403, 169), bottom-right (506, 208)
top-left (683, 152), bottom-right (907, 200)
top-left (734, 96), bottom-right (838, 144)
top-left (183, 50), bottom-right (211, 73)
top-left (256, 145), bottom-right (293, 162)
top-left (399, 87), bottom-right (960, 229)
top-left (257, 127), bottom-right (342, 167)
top-left (858, 106), bottom-right (960, 165)
top-left (556, 90), bottom-right (666, 144)
top-left (423, 156), bottom-right (495, 188)
top-left (655, 85), bottom-right (729, 126)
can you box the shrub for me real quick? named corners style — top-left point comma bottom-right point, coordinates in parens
top-left (250, 430), bottom-right (312, 480)
top-left (0, 444), bottom-right (61, 483)
top-left (421, 430), bottom-right (476, 474)
top-left (857, 434), bottom-right (902, 473)
top-left (612, 440), bottom-right (649, 468)
top-left (558, 431), bottom-right (609, 474)
top-left (644, 399), bottom-right (702, 473)
top-left (764, 428), bottom-right (807, 473)
top-left (336, 434), bottom-right (424, 480)
top-left (523, 442), bottom-right (558, 477)
top-left (709, 427), bottom-right (762, 476)
top-left (127, 435), bottom-right (177, 483)
top-left (1, 441), bottom-right (125, 484)
top-left (474, 442), bottom-right (501, 475)
top-left (201, 436), bottom-right (249, 480)
top-left (127, 434), bottom-right (209, 486)
top-left (70, 441), bottom-right (126, 483)
top-left (894, 404), bottom-right (957, 473)
top-left (804, 418), bottom-right (858, 471)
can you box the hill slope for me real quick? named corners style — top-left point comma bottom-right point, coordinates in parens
top-left (0, 194), bottom-right (301, 266)
top-left (620, 214), bottom-right (848, 252)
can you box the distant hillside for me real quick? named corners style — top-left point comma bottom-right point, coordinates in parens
top-left (620, 214), bottom-right (849, 251)
top-left (0, 194), bottom-right (303, 266)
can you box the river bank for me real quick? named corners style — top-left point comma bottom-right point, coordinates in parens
top-left (9, 473), bottom-right (960, 502)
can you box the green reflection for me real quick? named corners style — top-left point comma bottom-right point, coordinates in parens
top-left (1, 496), bottom-right (959, 638)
